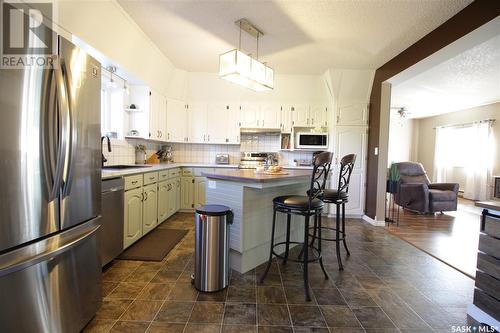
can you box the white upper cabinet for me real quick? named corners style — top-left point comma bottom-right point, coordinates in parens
top-left (310, 105), bottom-right (329, 127)
top-left (291, 104), bottom-right (310, 127)
top-left (240, 103), bottom-right (260, 128)
top-left (149, 90), bottom-right (167, 142)
top-left (291, 104), bottom-right (329, 128)
top-left (227, 104), bottom-right (241, 144)
top-left (166, 99), bottom-right (187, 142)
top-left (280, 105), bottom-right (293, 133)
top-left (206, 103), bottom-right (229, 144)
top-left (260, 104), bottom-right (280, 129)
top-left (336, 103), bottom-right (368, 126)
top-left (240, 103), bottom-right (280, 129)
top-left (187, 102), bottom-right (207, 143)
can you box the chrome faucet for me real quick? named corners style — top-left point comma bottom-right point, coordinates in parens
top-left (101, 135), bottom-right (111, 167)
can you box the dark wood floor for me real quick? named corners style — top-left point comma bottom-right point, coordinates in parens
top-left (387, 198), bottom-right (482, 278)
top-left (84, 213), bottom-right (478, 333)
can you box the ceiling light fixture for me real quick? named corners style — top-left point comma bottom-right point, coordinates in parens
top-left (219, 18), bottom-right (274, 92)
top-left (107, 66), bottom-right (117, 89)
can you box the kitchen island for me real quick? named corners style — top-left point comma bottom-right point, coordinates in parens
top-left (202, 169), bottom-right (313, 273)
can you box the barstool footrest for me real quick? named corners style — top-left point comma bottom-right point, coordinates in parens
top-left (308, 226), bottom-right (346, 242)
top-left (271, 241), bottom-right (322, 264)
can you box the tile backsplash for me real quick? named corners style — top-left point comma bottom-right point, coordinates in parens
top-left (102, 134), bottom-right (313, 166)
top-left (102, 139), bottom-right (160, 165)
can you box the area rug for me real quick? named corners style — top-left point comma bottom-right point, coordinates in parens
top-left (118, 228), bottom-right (188, 261)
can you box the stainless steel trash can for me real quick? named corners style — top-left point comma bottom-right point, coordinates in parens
top-left (193, 205), bottom-right (233, 292)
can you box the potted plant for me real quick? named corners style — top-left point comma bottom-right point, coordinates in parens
top-left (135, 144), bottom-right (147, 164)
top-left (387, 162), bottom-right (400, 194)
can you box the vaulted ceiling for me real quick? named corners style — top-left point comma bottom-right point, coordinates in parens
top-left (117, 0), bottom-right (472, 74)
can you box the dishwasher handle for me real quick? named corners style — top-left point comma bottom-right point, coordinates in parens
top-left (102, 178), bottom-right (125, 194)
top-left (102, 186), bottom-right (124, 194)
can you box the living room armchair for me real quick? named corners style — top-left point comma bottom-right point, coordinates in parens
top-left (394, 162), bottom-right (459, 213)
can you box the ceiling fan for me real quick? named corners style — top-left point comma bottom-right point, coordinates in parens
top-left (390, 106), bottom-right (411, 118)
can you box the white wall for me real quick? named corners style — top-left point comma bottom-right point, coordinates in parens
top-left (186, 72), bottom-right (330, 105)
top-left (388, 117), bottom-right (417, 164)
top-left (55, 0), bottom-right (177, 97)
top-left (415, 102), bottom-right (500, 181)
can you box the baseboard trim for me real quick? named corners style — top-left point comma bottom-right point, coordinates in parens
top-left (326, 213), bottom-right (363, 219)
top-left (362, 214), bottom-right (385, 226)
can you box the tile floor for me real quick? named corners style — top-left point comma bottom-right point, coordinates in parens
top-left (84, 213), bottom-right (478, 333)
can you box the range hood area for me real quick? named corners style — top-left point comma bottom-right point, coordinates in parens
top-left (240, 128), bottom-right (282, 134)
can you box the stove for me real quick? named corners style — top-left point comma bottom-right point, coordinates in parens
top-left (238, 152), bottom-right (278, 169)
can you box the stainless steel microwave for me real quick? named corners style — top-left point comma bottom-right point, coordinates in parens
top-left (295, 132), bottom-right (328, 149)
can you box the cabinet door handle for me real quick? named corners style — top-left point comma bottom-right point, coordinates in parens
top-left (312, 118), bottom-right (314, 124)
top-left (207, 135), bottom-right (210, 141)
top-left (131, 180), bottom-right (138, 185)
top-left (203, 134), bottom-right (206, 141)
top-left (168, 133), bottom-right (170, 140)
top-left (237, 135), bottom-right (239, 142)
top-left (149, 176), bottom-right (155, 180)
top-left (144, 192), bottom-right (148, 201)
top-left (262, 120), bottom-right (264, 127)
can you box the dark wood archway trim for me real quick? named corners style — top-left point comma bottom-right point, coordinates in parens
top-left (365, 0), bottom-right (500, 218)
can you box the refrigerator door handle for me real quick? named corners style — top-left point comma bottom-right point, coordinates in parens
top-left (41, 65), bottom-right (60, 201)
top-left (60, 59), bottom-right (77, 198)
top-left (54, 56), bottom-right (70, 196)
top-left (0, 221), bottom-right (100, 277)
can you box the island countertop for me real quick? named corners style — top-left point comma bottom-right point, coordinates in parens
top-left (201, 169), bottom-right (311, 183)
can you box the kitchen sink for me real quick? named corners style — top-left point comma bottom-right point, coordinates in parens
top-left (102, 165), bottom-right (153, 170)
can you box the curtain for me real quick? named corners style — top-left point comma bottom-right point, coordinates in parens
top-left (434, 121), bottom-right (493, 201)
top-left (433, 126), bottom-right (452, 183)
top-left (463, 121), bottom-right (493, 200)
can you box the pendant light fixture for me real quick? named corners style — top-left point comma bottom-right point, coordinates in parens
top-left (219, 19), bottom-right (274, 92)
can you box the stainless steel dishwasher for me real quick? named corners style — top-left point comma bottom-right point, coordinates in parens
top-left (98, 177), bottom-right (124, 267)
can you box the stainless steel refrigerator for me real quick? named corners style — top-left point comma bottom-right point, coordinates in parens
top-left (0, 36), bottom-right (102, 332)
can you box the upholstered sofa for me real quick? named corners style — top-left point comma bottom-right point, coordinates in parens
top-left (394, 162), bottom-right (459, 213)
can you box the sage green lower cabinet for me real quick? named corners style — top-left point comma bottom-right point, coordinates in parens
top-left (194, 177), bottom-right (206, 209)
top-left (142, 183), bottom-right (158, 235)
top-left (167, 179), bottom-right (176, 217)
top-left (122, 168), bottom-right (197, 249)
top-left (174, 177), bottom-right (181, 212)
top-left (180, 176), bottom-right (206, 211)
top-left (123, 187), bottom-right (143, 249)
top-left (181, 176), bottom-right (195, 209)
top-left (157, 180), bottom-right (169, 223)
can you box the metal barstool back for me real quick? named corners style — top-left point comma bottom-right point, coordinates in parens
top-left (307, 151), bottom-right (333, 209)
top-left (337, 154), bottom-right (356, 198)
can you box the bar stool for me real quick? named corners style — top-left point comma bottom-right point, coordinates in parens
top-left (309, 154), bottom-right (356, 271)
top-left (260, 151), bottom-right (333, 301)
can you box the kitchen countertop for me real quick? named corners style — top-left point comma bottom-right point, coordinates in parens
top-left (101, 163), bottom-right (312, 179)
top-left (201, 169), bottom-right (311, 183)
top-left (475, 200), bottom-right (500, 211)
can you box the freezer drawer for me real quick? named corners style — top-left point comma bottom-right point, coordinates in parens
top-left (0, 220), bottom-right (102, 333)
